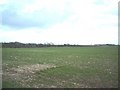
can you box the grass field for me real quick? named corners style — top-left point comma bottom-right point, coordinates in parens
top-left (2, 46), bottom-right (118, 88)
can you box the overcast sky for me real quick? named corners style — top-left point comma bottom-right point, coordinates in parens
top-left (0, 0), bottom-right (119, 45)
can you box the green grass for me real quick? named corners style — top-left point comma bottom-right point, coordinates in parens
top-left (2, 46), bottom-right (118, 88)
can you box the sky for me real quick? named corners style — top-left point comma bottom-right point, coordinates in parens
top-left (0, 0), bottom-right (119, 45)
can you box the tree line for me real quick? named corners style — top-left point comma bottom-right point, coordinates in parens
top-left (0, 42), bottom-right (116, 48)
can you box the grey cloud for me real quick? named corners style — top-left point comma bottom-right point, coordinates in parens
top-left (1, 2), bottom-right (71, 29)
top-left (2, 8), bottom-right (46, 28)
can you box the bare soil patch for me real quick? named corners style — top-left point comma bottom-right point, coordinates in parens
top-left (12, 64), bottom-right (56, 74)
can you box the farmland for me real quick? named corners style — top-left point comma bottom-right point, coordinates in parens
top-left (2, 46), bottom-right (118, 88)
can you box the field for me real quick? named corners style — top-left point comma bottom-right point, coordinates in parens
top-left (2, 46), bottom-right (118, 88)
